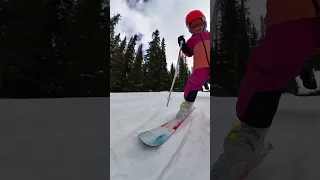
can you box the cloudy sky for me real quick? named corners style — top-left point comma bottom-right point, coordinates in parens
top-left (110, 0), bottom-right (267, 70)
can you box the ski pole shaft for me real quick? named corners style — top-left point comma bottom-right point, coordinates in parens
top-left (166, 42), bottom-right (183, 107)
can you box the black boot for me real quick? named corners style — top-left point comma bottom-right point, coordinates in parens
top-left (204, 82), bottom-right (209, 90)
top-left (300, 62), bottom-right (317, 90)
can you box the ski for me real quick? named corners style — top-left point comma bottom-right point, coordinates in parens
top-left (238, 142), bottom-right (273, 180)
top-left (138, 107), bottom-right (195, 147)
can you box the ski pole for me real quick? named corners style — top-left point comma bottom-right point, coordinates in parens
top-left (166, 41), bottom-right (184, 107)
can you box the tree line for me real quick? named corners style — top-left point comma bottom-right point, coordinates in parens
top-left (211, 0), bottom-right (264, 96)
top-left (212, 0), bottom-right (320, 96)
top-left (1, 0), bottom-right (318, 98)
top-left (110, 15), bottom-right (191, 92)
top-left (0, 0), bottom-right (109, 98)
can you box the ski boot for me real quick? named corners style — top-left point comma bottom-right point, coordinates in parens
top-left (300, 63), bottom-right (317, 89)
top-left (175, 100), bottom-right (194, 120)
top-left (211, 123), bottom-right (269, 179)
top-left (204, 82), bottom-right (209, 90)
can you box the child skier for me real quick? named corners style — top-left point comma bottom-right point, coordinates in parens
top-left (175, 10), bottom-right (210, 119)
top-left (211, 0), bottom-right (320, 179)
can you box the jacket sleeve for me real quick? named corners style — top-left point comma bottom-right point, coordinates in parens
top-left (181, 39), bottom-right (193, 57)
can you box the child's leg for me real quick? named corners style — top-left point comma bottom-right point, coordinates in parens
top-left (184, 67), bottom-right (210, 102)
top-left (237, 17), bottom-right (320, 128)
top-left (212, 17), bottom-right (320, 179)
top-left (175, 67), bottom-right (210, 119)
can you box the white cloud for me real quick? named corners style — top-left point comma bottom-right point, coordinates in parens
top-left (110, 0), bottom-right (210, 70)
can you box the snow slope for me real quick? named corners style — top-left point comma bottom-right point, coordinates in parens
top-left (110, 92), bottom-right (210, 180)
top-left (0, 98), bottom-right (109, 180)
top-left (211, 94), bottom-right (320, 180)
top-left (111, 91), bottom-right (320, 180)
top-left (0, 90), bottom-right (317, 180)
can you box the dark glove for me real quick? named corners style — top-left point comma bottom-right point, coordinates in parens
top-left (178, 35), bottom-right (185, 46)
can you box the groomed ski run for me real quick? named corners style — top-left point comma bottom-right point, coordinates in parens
top-left (110, 92), bottom-right (210, 180)
top-left (111, 83), bottom-right (320, 180)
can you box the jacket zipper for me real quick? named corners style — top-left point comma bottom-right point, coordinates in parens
top-left (200, 34), bottom-right (210, 66)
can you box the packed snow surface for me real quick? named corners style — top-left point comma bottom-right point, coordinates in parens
top-left (111, 91), bottom-right (320, 180)
top-left (1, 90), bottom-right (316, 180)
top-left (110, 92), bottom-right (210, 180)
top-left (0, 98), bottom-right (109, 180)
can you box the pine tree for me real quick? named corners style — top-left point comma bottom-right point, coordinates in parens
top-left (248, 22), bottom-right (259, 49)
top-left (129, 44), bottom-right (144, 91)
top-left (168, 63), bottom-right (176, 90)
top-left (213, 0), bottom-right (254, 96)
top-left (109, 16), bottom-right (122, 92)
top-left (182, 57), bottom-right (189, 88)
top-left (1, 0), bottom-right (111, 97)
top-left (122, 35), bottom-right (138, 91)
top-left (110, 14), bottom-right (121, 40)
top-left (259, 15), bottom-right (266, 42)
top-left (159, 38), bottom-right (169, 91)
top-left (144, 30), bottom-right (162, 91)
top-left (176, 56), bottom-right (189, 91)
top-left (216, 0), bottom-right (239, 95)
top-left (110, 15), bottom-right (122, 71)
top-left (110, 37), bottom-right (127, 91)
top-left (110, 33), bottom-right (121, 73)
top-left (235, 0), bottom-right (251, 90)
top-left (211, 35), bottom-right (224, 96)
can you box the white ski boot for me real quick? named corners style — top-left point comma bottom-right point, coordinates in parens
top-left (211, 123), bottom-right (269, 179)
top-left (175, 100), bottom-right (194, 120)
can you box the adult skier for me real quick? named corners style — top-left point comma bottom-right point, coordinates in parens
top-left (212, 0), bottom-right (320, 179)
top-left (175, 10), bottom-right (210, 119)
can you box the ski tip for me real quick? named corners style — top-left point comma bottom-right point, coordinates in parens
top-left (138, 132), bottom-right (169, 147)
top-left (138, 137), bottom-right (166, 147)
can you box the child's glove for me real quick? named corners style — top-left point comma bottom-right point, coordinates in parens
top-left (177, 35), bottom-right (185, 46)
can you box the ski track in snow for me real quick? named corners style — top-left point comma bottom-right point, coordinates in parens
top-left (110, 92), bottom-right (210, 180)
top-left (112, 91), bottom-right (320, 180)
top-left (156, 110), bottom-right (210, 180)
